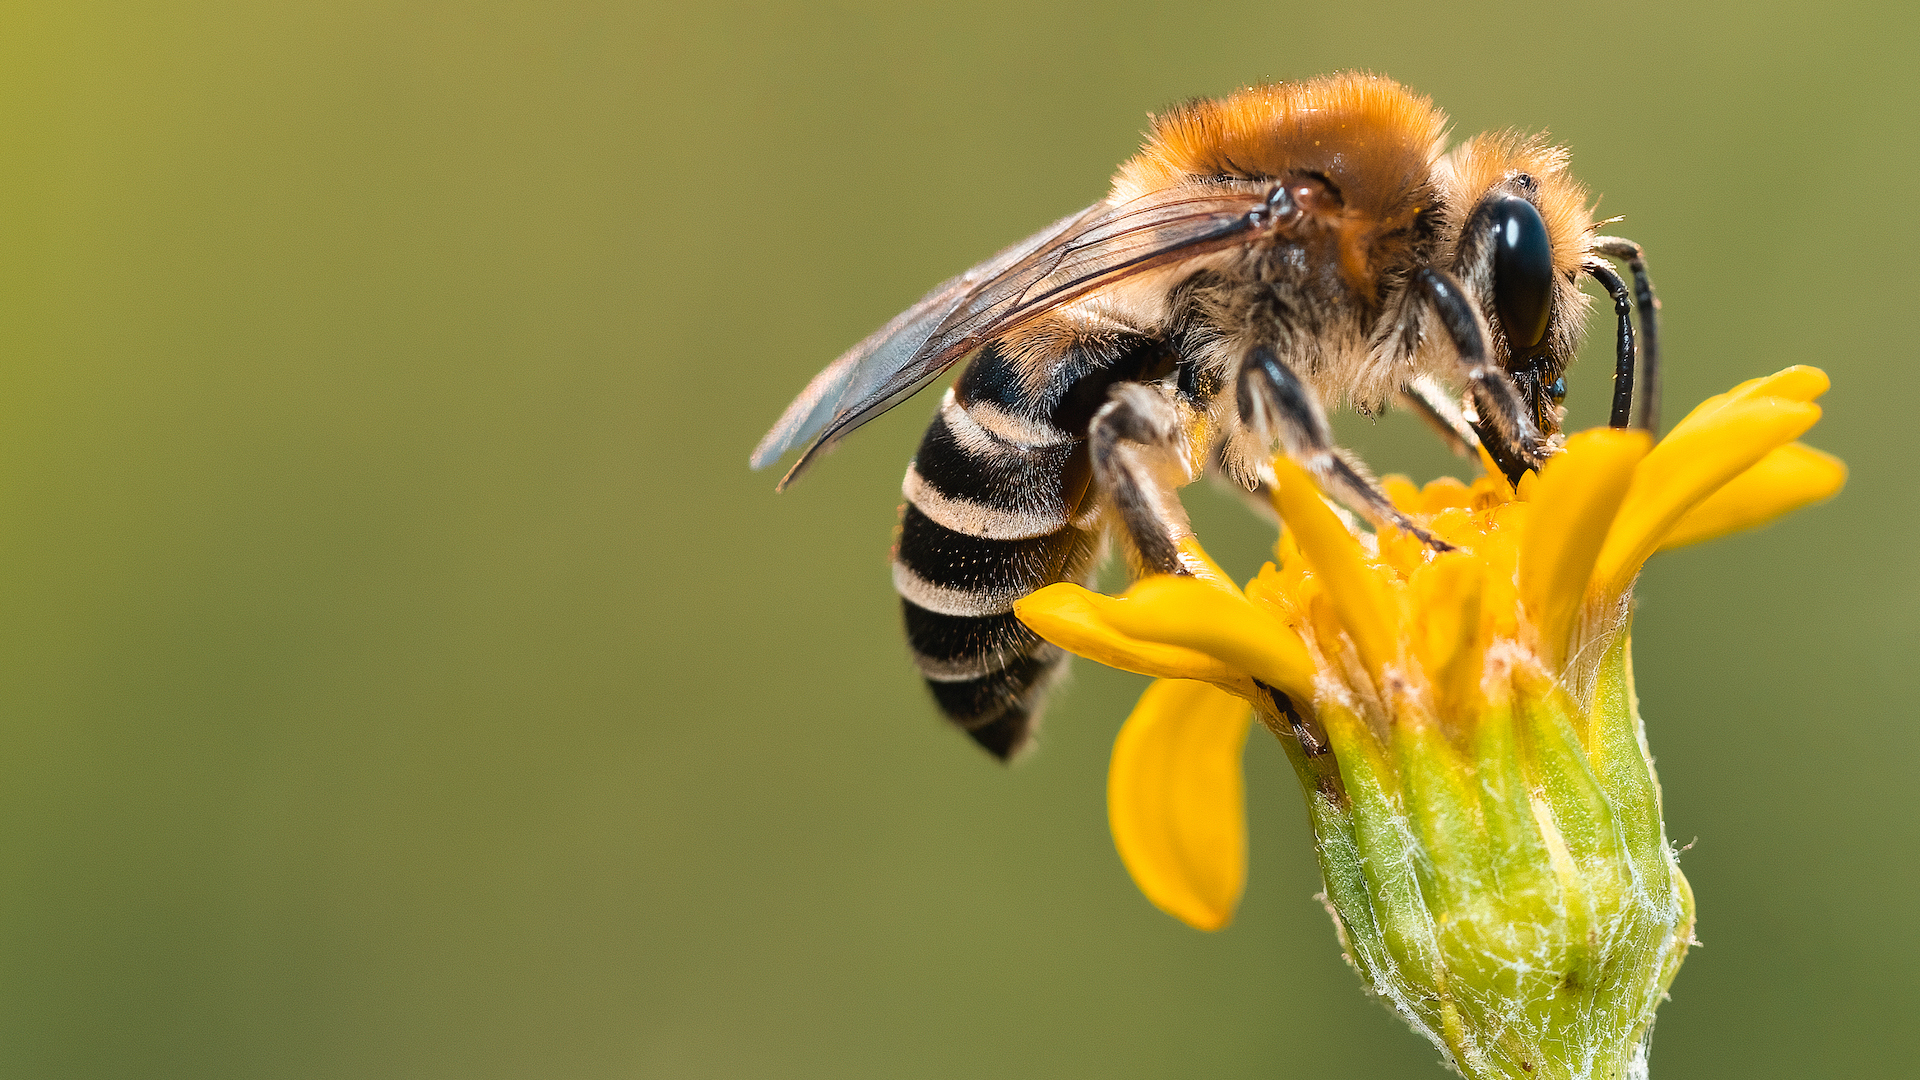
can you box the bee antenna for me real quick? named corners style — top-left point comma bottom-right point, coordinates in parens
top-left (1590, 237), bottom-right (1661, 433)
top-left (1583, 259), bottom-right (1636, 428)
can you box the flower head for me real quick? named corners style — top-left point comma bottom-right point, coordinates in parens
top-left (1015, 367), bottom-right (1844, 1080)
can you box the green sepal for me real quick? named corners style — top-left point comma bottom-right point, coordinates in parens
top-left (1269, 631), bottom-right (1695, 1080)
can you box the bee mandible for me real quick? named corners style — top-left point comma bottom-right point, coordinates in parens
top-left (752, 73), bottom-right (1660, 760)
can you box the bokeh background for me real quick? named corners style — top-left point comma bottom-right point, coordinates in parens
top-left (0, 2), bottom-right (1910, 1077)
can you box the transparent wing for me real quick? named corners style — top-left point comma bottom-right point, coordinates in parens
top-left (751, 184), bottom-right (1277, 488)
top-left (748, 204), bottom-right (1097, 476)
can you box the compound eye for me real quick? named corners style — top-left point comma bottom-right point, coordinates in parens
top-left (1490, 195), bottom-right (1553, 352)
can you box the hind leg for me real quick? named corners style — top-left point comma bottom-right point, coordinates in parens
top-left (1088, 382), bottom-right (1205, 576)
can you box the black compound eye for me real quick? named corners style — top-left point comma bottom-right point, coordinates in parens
top-left (1490, 195), bottom-right (1553, 352)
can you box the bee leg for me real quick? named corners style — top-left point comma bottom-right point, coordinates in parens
top-left (1412, 267), bottom-right (1549, 486)
top-left (1089, 382), bottom-right (1200, 575)
top-left (1397, 374), bottom-right (1481, 457)
top-left (1205, 442), bottom-right (1280, 525)
top-left (1591, 237), bottom-right (1662, 434)
top-left (1237, 347), bottom-right (1455, 551)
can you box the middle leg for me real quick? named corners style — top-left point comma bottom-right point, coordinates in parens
top-left (1236, 346), bottom-right (1453, 551)
top-left (1398, 374), bottom-right (1481, 457)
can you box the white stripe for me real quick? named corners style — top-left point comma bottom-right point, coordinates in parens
top-left (903, 465), bottom-right (1066, 541)
top-left (891, 561), bottom-right (1021, 618)
top-left (937, 391), bottom-right (1003, 459)
top-left (913, 642), bottom-right (1063, 682)
top-left (967, 400), bottom-right (1072, 449)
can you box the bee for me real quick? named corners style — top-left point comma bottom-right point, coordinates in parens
top-left (751, 73), bottom-right (1660, 760)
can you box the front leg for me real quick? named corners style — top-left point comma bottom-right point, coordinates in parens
top-left (1237, 347), bottom-right (1454, 551)
top-left (1411, 266), bottom-right (1550, 485)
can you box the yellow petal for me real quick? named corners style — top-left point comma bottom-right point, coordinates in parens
top-left (1668, 365), bottom-right (1829, 439)
top-left (1014, 583), bottom-right (1242, 686)
top-left (1415, 552), bottom-right (1487, 718)
top-left (1469, 474), bottom-right (1513, 511)
top-left (1174, 535), bottom-right (1238, 591)
top-left (1658, 442), bottom-right (1847, 550)
top-left (1101, 575), bottom-right (1318, 700)
top-left (1513, 467), bottom-right (1541, 503)
top-left (1381, 474), bottom-right (1422, 513)
top-left (1592, 398), bottom-right (1823, 600)
top-left (1474, 444), bottom-right (1515, 498)
top-left (1519, 429), bottom-right (1652, 664)
top-left (1108, 679), bottom-right (1251, 931)
top-left (1418, 475), bottom-right (1475, 512)
top-left (1470, 511), bottom-right (1524, 643)
top-left (1268, 456), bottom-right (1398, 677)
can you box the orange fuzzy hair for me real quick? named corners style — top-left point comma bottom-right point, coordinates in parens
top-left (1442, 132), bottom-right (1595, 274)
top-left (1111, 73), bottom-right (1450, 209)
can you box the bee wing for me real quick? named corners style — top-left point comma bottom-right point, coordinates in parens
top-left (752, 186), bottom-right (1274, 488)
top-left (748, 204), bottom-right (1098, 477)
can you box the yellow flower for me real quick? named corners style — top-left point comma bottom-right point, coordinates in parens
top-left (1015, 367), bottom-right (1844, 1080)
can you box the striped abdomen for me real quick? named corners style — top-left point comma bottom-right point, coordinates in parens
top-left (893, 338), bottom-right (1165, 760)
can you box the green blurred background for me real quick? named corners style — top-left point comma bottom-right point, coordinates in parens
top-left (0, 1), bottom-right (1910, 1077)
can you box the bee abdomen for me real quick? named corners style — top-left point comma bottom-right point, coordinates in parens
top-left (893, 502), bottom-right (1102, 618)
top-left (903, 390), bottom-right (1088, 538)
top-left (894, 390), bottom-right (1101, 760)
top-left (900, 603), bottom-right (1065, 760)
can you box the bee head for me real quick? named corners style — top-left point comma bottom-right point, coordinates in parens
top-left (1441, 134), bottom-right (1597, 437)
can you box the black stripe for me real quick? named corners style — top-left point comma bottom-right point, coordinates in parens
top-left (922, 649), bottom-right (1064, 761)
top-left (959, 711), bottom-right (1036, 761)
top-left (912, 407), bottom-right (1087, 512)
top-left (902, 602), bottom-right (1045, 668)
top-left (895, 504), bottom-right (1097, 596)
top-left (952, 342), bottom-right (1080, 423)
top-left (954, 339), bottom-right (1177, 436)
top-left (924, 646), bottom-right (1056, 720)
top-left (1049, 338), bottom-right (1178, 434)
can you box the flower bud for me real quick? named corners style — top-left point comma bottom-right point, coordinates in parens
top-left (1280, 636), bottom-right (1692, 1080)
